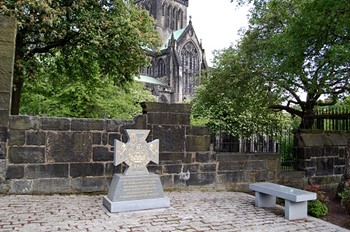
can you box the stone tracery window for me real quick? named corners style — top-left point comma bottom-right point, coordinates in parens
top-left (180, 42), bottom-right (199, 94)
top-left (178, 10), bottom-right (184, 29)
top-left (157, 59), bottom-right (166, 77)
top-left (162, 3), bottom-right (166, 16)
top-left (171, 7), bottom-right (177, 30)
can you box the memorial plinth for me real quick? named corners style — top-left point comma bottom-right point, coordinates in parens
top-left (103, 130), bottom-right (170, 213)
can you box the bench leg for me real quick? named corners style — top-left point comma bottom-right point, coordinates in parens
top-left (284, 200), bottom-right (307, 220)
top-left (255, 192), bottom-right (276, 207)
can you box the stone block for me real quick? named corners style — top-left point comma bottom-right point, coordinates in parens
top-left (0, 126), bottom-right (8, 142)
top-left (300, 133), bottom-right (332, 146)
top-left (0, 159), bottom-right (5, 175)
top-left (316, 157), bottom-right (334, 176)
top-left (40, 117), bottom-right (70, 131)
top-left (106, 119), bottom-right (121, 132)
top-left (339, 147), bottom-right (346, 158)
top-left (176, 173), bottom-right (217, 186)
top-left (334, 166), bottom-right (345, 175)
top-left (159, 152), bottom-right (192, 163)
top-left (25, 164), bottom-right (69, 178)
top-left (0, 76), bottom-right (12, 92)
top-left (195, 152), bottom-right (216, 162)
top-left (147, 164), bottom-right (162, 175)
top-left (26, 131), bottom-right (46, 145)
top-left (131, 115), bottom-right (147, 129)
top-left (71, 118), bottom-right (105, 131)
top-left (200, 163), bottom-right (217, 172)
top-left (221, 171), bottom-right (249, 183)
top-left (93, 133), bottom-right (108, 145)
top-left (0, 142), bottom-right (5, 159)
top-left (186, 135), bottom-right (210, 152)
top-left (9, 147), bottom-right (45, 164)
top-left (9, 179), bottom-right (33, 194)
top-left (247, 161), bottom-right (266, 170)
top-left (0, 110), bottom-right (10, 126)
top-left (183, 164), bottom-right (201, 173)
top-left (163, 164), bottom-right (182, 174)
top-left (9, 116), bottom-right (39, 130)
top-left (93, 146), bottom-right (113, 161)
top-left (305, 168), bottom-right (316, 177)
top-left (105, 163), bottom-right (125, 176)
top-left (32, 178), bottom-right (70, 194)
top-left (308, 147), bottom-right (324, 157)
top-left (141, 102), bottom-right (191, 114)
top-left (46, 132), bottom-right (92, 162)
top-left (8, 130), bottom-right (25, 146)
top-left (218, 161), bottom-right (240, 171)
top-left (324, 146), bottom-right (339, 157)
top-left (335, 157), bottom-right (345, 166)
top-left (72, 177), bottom-right (107, 192)
top-left (160, 175), bottom-right (173, 189)
top-left (152, 125), bottom-right (185, 152)
top-left (254, 170), bottom-right (268, 182)
top-left (108, 133), bottom-right (122, 146)
top-left (70, 163), bottom-right (104, 178)
top-left (6, 165), bottom-right (24, 179)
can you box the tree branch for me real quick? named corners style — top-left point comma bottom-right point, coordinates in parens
top-left (268, 104), bottom-right (303, 117)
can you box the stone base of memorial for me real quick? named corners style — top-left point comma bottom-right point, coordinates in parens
top-left (103, 173), bottom-right (170, 213)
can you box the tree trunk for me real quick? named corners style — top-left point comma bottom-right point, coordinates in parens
top-left (299, 104), bottom-right (315, 129)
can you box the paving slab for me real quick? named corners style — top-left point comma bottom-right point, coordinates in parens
top-left (0, 192), bottom-right (348, 232)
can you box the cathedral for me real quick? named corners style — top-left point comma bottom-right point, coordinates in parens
top-left (134, 0), bottom-right (208, 103)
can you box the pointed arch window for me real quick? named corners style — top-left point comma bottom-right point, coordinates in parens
top-left (157, 59), bottom-right (166, 77)
top-left (162, 3), bottom-right (166, 16)
top-left (180, 42), bottom-right (199, 94)
top-left (166, 6), bottom-right (171, 28)
top-left (171, 7), bottom-right (177, 30)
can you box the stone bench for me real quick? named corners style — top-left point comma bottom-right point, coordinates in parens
top-left (249, 182), bottom-right (317, 220)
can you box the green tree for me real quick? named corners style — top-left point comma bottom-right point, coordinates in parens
top-left (234, 0), bottom-right (350, 128)
top-left (0, 0), bottom-right (161, 114)
top-left (192, 47), bottom-right (291, 136)
top-left (20, 50), bottom-right (156, 119)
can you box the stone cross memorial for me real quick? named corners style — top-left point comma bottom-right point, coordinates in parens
top-left (103, 129), bottom-right (170, 212)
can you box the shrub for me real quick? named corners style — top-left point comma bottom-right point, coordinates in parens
top-left (340, 188), bottom-right (350, 214)
top-left (308, 200), bottom-right (328, 218)
top-left (305, 184), bottom-right (329, 204)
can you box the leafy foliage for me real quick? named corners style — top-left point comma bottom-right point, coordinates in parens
top-left (308, 200), bottom-right (328, 218)
top-left (0, 0), bottom-right (161, 114)
top-left (192, 48), bottom-right (292, 136)
top-left (234, 0), bottom-right (350, 128)
top-left (20, 50), bottom-right (156, 119)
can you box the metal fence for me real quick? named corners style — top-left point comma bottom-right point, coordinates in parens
top-left (212, 128), bottom-right (296, 171)
top-left (305, 107), bottom-right (350, 131)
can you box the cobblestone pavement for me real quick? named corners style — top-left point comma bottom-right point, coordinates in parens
top-left (0, 191), bottom-right (348, 232)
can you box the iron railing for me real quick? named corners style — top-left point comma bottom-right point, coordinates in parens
top-left (212, 128), bottom-right (296, 171)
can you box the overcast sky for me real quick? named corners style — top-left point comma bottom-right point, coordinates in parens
top-left (187, 1), bottom-right (251, 66)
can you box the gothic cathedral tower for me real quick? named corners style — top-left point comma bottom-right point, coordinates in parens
top-left (134, 0), bottom-right (188, 41)
top-left (134, 0), bottom-right (207, 103)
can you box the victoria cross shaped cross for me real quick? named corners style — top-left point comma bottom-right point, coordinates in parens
top-left (114, 129), bottom-right (159, 175)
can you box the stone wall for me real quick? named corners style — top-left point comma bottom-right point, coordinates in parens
top-left (295, 131), bottom-right (349, 189)
top-left (3, 102), bottom-right (280, 194)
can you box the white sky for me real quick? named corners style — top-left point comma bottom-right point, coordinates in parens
top-left (187, 1), bottom-right (251, 66)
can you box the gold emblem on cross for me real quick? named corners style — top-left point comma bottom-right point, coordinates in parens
top-left (114, 130), bottom-right (159, 175)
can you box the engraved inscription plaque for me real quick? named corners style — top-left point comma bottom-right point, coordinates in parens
top-left (103, 129), bottom-right (170, 213)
